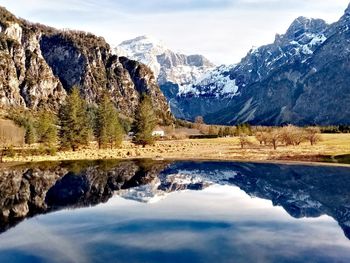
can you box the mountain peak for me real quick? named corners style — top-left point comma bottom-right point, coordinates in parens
top-left (114, 36), bottom-right (214, 86)
top-left (119, 35), bottom-right (166, 49)
top-left (284, 16), bottom-right (328, 40)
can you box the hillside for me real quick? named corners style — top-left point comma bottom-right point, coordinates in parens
top-left (0, 7), bottom-right (173, 124)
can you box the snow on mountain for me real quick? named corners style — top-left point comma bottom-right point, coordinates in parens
top-left (175, 17), bottom-right (329, 100)
top-left (115, 35), bottom-right (167, 80)
top-left (186, 18), bottom-right (328, 99)
top-left (178, 64), bottom-right (240, 98)
top-left (113, 15), bottom-right (340, 124)
top-left (114, 35), bottom-right (215, 89)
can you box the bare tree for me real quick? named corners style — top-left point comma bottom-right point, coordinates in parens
top-left (194, 116), bottom-right (204, 131)
top-left (239, 135), bottom-right (250, 149)
top-left (0, 129), bottom-right (5, 163)
top-left (305, 127), bottom-right (321, 146)
top-left (266, 129), bottom-right (281, 150)
top-left (280, 125), bottom-right (306, 146)
top-left (255, 126), bottom-right (270, 145)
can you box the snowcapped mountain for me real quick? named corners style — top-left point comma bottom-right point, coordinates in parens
top-left (114, 3), bottom-right (350, 125)
top-left (114, 35), bottom-right (215, 87)
top-left (165, 15), bottom-right (333, 121)
top-left (184, 16), bottom-right (328, 100)
top-left (205, 4), bottom-right (350, 125)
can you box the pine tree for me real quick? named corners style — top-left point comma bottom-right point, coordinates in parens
top-left (25, 120), bottom-right (35, 145)
top-left (36, 109), bottom-right (57, 146)
top-left (59, 86), bottom-right (91, 151)
top-left (133, 95), bottom-right (157, 146)
top-left (96, 93), bottom-right (123, 149)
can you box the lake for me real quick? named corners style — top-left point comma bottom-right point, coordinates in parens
top-left (1, 159), bottom-right (350, 263)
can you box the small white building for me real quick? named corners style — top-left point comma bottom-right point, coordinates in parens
top-left (152, 127), bottom-right (165, 137)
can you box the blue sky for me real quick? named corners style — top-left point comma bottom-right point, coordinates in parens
top-left (0, 0), bottom-right (348, 64)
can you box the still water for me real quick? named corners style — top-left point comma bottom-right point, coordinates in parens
top-left (1, 160), bottom-right (350, 262)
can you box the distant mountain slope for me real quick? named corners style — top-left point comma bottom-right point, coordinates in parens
top-left (114, 12), bottom-right (345, 124)
top-left (170, 15), bottom-right (334, 121)
top-left (206, 4), bottom-right (350, 125)
top-left (0, 7), bottom-right (173, 124)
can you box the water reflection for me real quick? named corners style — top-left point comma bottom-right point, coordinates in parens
top-left (1, 160), bottom-right (350, 262)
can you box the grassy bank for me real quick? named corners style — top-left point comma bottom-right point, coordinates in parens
top-left (1, 134), bottom-right (350, 165)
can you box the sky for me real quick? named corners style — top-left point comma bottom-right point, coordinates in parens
top-left (0, 0), bottom-right (349, 64)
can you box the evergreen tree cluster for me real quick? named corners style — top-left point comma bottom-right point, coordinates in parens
top-left (58, 87), bottom-right (128, 151)
top-left (7, 87), bottom-right (159, 152)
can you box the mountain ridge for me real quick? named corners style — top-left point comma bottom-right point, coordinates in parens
top-left (204, 5), bottom-right (350, 125)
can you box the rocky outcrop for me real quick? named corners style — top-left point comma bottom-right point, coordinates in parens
top-left (0, 7), bottom-right (172, 123)
top-left (0, 13), bottom-right (66, 109)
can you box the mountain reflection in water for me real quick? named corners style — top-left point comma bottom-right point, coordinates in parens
top-left (0, 159), bottom-right (350, 262)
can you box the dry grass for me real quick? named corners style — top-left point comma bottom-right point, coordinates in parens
top-left (2, 133), bottom-right (350, 164)
top-left (0, 119), bottom-right (25, 146)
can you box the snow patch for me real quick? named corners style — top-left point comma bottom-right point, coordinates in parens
top-left (178, 64), bottom-right (240, 98)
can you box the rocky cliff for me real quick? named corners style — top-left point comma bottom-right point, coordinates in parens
top-left (0, 7), bottom-right (173, 124)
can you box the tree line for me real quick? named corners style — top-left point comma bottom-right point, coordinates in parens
top-left (251, 125), bottom-right (321, 149)
top-left (6, 86), bottom-right (158, 153)
top-left (192, 116), bottom-right (321, 150)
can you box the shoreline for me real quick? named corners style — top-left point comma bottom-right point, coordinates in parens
top-left (1, 135), bottom-right (350, 168)
top-left (1, 153), bottom-right (350, 169)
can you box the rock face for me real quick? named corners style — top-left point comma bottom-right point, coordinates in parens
top-left (0, 7), bottom-right (172, 123)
